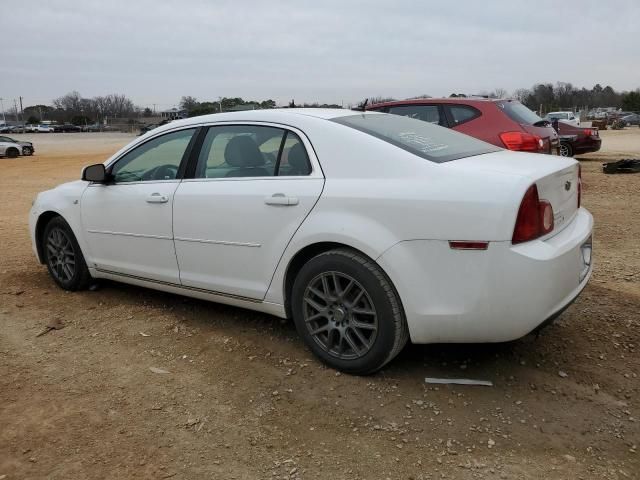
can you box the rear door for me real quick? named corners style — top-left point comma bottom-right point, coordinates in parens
top-left (173, 123), bottom-right (324, 300)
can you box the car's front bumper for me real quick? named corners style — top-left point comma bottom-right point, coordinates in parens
top-left (377, 208), bottom-right (594, 344)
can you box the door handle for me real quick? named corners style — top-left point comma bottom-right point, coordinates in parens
top-left (264, 193), bottom-right (299, 206)
top-left (146, 193), bottom-right (169, 204)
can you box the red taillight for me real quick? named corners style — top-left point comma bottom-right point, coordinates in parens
top-left (583, 128), bottom-right (597, 137)
top-left (578, 164), bottom-right (582, 208)
top-left (512, 185), bottom-right (555, 244)
top-left (499, 131), bottom-right (544, 152)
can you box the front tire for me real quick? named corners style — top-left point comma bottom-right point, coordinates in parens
top-left (291, 249), bottom-right (408, 375)
top-left (42, 216), bottom-right (92, 291)
top-left (559, 142), bottom-right (573, 157)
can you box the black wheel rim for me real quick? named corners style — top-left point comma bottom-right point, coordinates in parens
top-left (46, 227), bottom-right (76, 283)
top-left (560, 144), bottom-right (570, 157)
top-left (302, 271), bottom-right (378, 360)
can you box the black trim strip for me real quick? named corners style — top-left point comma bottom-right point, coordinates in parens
top-left (183, 126), bottom-right (209, 179)
top-left (274, 130), bottom-right (288, 176)
top-left (95, 268), bottom-right (262, 303)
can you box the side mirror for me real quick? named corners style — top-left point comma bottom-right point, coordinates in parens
top-left (82, 163), bottom-right (108, 183)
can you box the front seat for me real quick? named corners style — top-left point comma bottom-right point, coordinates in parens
top-left (224, 136), bottom-right (269, 177)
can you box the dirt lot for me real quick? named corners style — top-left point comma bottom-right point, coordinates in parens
top-left (1, 130), bottom-right (639, 479)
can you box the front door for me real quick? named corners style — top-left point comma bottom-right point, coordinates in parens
top-left (81, 128), bottom-right (197, 283)
top-left (173, 124), bottom-right (324, 299)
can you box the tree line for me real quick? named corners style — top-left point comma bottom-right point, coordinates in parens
top-left (17, 82), bottom-right (640, 126)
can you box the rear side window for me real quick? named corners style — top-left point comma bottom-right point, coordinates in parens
top-left (497, 101), bottom-right (542, 125)
top-left (386, 105), bottom-right (445, 126)
top-left (195, 125), bottom-right (311, 178)
top-left (332, 113), bottom-right (500, 163)
top-left (447, 105), bottom-right (481, 126)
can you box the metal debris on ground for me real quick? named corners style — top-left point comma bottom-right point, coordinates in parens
top-left (149, 367), bottom-right (170, 374)
top-left (425, 377), bottom-right (493, 387)
top-left (35, 318), bottom-right (65, 337)
top-left (602, 159), bottom-right (640, 174)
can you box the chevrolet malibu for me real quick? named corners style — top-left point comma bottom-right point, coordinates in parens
top-left (29, 109), bottom-right (593, 374)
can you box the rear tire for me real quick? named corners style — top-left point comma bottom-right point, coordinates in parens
top-left (42, 216), bottom-right (92, 291)
top-left (559, 142), bottom-right (573, 157)
top-left (6, 147), bottom-right (19, 158)
top-left (291, 248), bottom-right (408, 375)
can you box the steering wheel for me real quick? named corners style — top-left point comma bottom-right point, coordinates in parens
top-left (141, 164), bottom-right (178, 181)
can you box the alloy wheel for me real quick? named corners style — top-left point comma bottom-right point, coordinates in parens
top-left (46, 227), bottom-right (76, 283)
top-left (559, 143), bottom-right (570, 157)
top-left (302, 271), bottom-right (378, 360)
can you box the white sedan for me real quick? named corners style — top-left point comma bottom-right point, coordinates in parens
top-left (0, 140), bottom-right (22, 158)
top-left (29, 109), bottom-right (593, 374)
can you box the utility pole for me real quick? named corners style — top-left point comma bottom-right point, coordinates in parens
top-left (13, 99), bottom-right (19, 123)
top-left (19, 96), bottom-right (23, 124)
top-left (152, 104), bottom-right (156, 114)
top-left (0, 98), bottom-right (5, 123)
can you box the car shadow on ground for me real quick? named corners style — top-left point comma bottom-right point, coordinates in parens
top-left (91, 278), bottom-right (542, 381)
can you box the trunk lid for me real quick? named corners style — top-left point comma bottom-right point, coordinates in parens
top-left (535, 163), bottom-right (579, 234)
top-left (445, 150), bottom-right (580, 236)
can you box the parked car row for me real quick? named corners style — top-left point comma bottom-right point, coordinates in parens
top-left (366, 98), bottom-right (602, 158)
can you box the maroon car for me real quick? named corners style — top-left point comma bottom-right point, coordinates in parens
top-left (367, 98), bottom-right (560, 155)
top-left (554, 121), bottom-right (601, 157)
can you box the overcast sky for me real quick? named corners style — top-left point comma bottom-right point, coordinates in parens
top-left (2, 0), bottom-right (638, 110)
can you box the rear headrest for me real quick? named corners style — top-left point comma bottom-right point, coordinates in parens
top-left (224, 136), bottom-right (265, 167)
top-left (287, 143), bottom-right (309, 171)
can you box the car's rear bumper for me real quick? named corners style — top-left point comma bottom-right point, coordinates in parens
top-left (575, 137), bottom-right (601, 154)
top-left (377, 208), bottom-right (593, 344)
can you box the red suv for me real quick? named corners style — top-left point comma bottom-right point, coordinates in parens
top-left (367, 98), bottom-right (560, 155)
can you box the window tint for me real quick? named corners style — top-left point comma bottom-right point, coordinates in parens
top-left (196, 125), bottom-right (283, 178)
top-left (387, 105), bottom-right (444, 126)
top-left (497, 101), bottom-right (542, 125)
top-left (332, 113), bottom-right (500, 163)
top-left (195, 126), bottom-right (311, 178)
top-left (448, 105), bottom-right (480, 125)
top-left (276, 131), bottom-right (312, 176)
top-left (111, 128), bottom-right (195, 183)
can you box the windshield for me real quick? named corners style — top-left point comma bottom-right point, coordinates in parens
top-left (497, 101), bottom-right (542, 125)
top-left (331, 113), bottom-right (500, 163)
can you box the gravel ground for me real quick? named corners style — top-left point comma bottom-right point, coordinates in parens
top-left (0, 129), bottom-right (638, 479)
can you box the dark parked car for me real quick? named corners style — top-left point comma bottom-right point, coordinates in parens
top-left (554, 122), bottom-right (601, 157)
top-left (621, 113), bottom-right (640, 126)
top-left (367, 98), bottom-right (560, 154)
top-left (0, 135), bottom-right (34, 155)
top-left (60, 123), bottom-right (82, 132)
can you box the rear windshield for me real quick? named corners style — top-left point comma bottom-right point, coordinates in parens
top-left (497, 101), bottom-right (542, 125)
top-left (331, 113), bottom-right (499, 163)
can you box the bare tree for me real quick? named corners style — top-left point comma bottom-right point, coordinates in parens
top-left (180, 96), bottom-right (199, 111)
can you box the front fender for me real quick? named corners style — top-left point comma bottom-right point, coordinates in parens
top-left (30, 181), bottom-right (90, 264)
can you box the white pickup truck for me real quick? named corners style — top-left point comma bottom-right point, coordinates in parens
top-left (544, 111), bottom-right (580, 126)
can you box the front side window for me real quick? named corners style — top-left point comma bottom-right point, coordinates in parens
top-left (111, 128), bottom-right (195, 183)
top-left (387, 105), bottom-right (445, 126)
top-left (195, 125), bottom-right (311, 178)
top-left (332, 113), bottom-right (500, 163)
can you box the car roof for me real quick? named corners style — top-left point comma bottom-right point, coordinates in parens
top-left (368, 97), bottom-right (516, 109)
top-left (146, 108), bottom-right (377, 135)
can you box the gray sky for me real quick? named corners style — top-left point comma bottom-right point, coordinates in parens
top-left (3, 0), bottom-right (639, 110)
